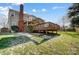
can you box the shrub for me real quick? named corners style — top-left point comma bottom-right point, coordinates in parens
top-left (26, 25), bottom-right (33, 33)
top-left (11, 26), bottom-right (19, 32)
top-left (1, 27), bottom-right (10, 32)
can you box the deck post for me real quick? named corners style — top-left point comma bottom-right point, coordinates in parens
top-left (45, 30), bottom-right (48, 34)
top-left (56, 30), bottom-right (57, 34)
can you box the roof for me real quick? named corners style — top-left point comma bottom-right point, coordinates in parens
top-left (34, 22), bottom-right (60, 27)
top-left (9, 9), bottom-right (29, 16)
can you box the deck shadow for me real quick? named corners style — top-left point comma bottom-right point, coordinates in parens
top-left (34, 33), bottom-right (60, 45)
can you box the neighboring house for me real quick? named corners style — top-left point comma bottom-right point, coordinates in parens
top-left (75, 25), bottom-right (79, 32)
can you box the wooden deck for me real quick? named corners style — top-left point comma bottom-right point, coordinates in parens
top-left (33, 22), bottom-right (60, 34)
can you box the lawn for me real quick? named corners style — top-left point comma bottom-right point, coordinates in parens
top-left (0, 32), bottom-right (79, 55)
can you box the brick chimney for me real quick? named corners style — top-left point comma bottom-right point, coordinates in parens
top-left (18, 4), bottom-right (25, 32)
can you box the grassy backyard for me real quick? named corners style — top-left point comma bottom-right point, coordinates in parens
top-left (0, 32), bottom-right (79, 55)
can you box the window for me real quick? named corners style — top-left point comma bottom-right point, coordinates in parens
top-left (44, 23), bottom-right (49, 27)
top-left (10, 12), bottom-right (15, 17)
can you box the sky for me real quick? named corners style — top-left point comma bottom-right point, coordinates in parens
top-left (0, 3), bottom-right (72, 28)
